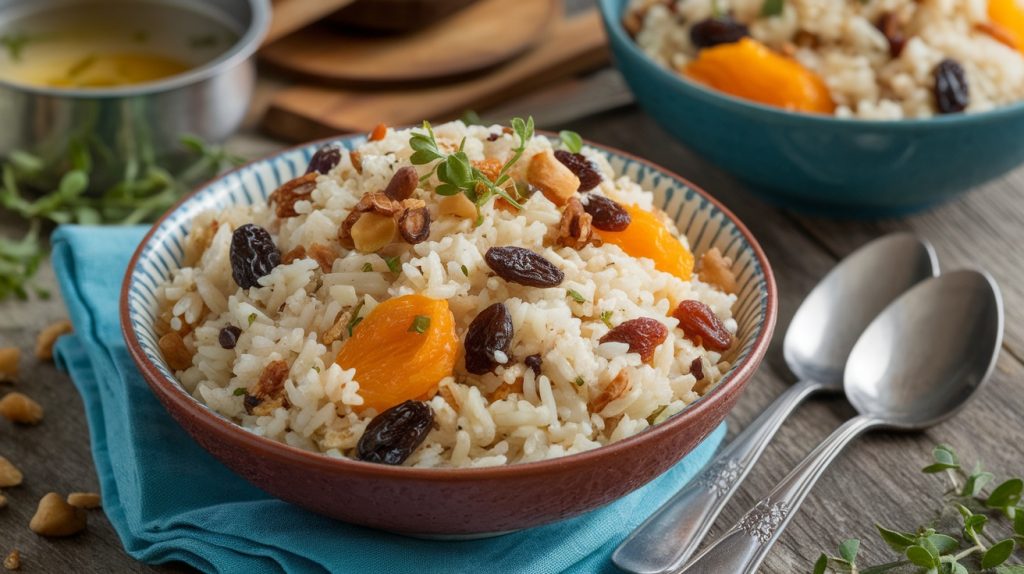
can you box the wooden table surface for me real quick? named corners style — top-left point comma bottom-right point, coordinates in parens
top-left (2, 74), bottom-right (1023, 573)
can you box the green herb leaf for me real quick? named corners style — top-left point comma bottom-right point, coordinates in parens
top-left (1015, 506), bottom-right (1024, 536)
top-left (361, 262), bottom-right (373, 272)
top-left (383, 255), bottom-right (402, 274)
top-left (876, 525), bottom-right (917, 553)
top-left (559, 130), bottom-right (583, 154)
top-left (905, 545), bottom-right (937, 568)
top-left (646, 405), bottom-right (668, 425)
top-left (233, 388), bottom-right (247, 396)
top-left (567, 289), bottom-right (586, 303)
top-left (838, 539), bottom-right (860, 563)
top-left (461, 264), bottom-right (469, 277)
top-left (813, 554), bottom-right (828, 574)
top-left (924, 533), bottom-right (958, 555)
top-left (962, 471), bottom-right (994, 497)
top-left (996, 566), bottom-right (1024, 574)
top-left (409, 315), bottom-right (430, 334)
top-left (987, 479), bottom-right (1023, 509)
top-left (461, 110), bottom-right (484, 126)
top-left (600, 310), bottom-right (614, 328)
top-left (573, 376), bottom-right (585, 387)
top-left (248, 313), bottom-right (257, 326)
top-left (760, 0), bottom-right (784, 16)
top-left (981, 539), bottom-right (1015, 569)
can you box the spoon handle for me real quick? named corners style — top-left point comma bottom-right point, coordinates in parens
top-left (612, 379), bottom-right (826, 574)
top-left (679, 415), bottom-right (882, 574)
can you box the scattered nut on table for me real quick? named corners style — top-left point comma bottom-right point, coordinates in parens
top-left (0, 457), bottom-right (23, 488)
top-left (3, 549), bottom-right (19, 571)
top-left (29, 493), bottom-right (87, 537)
top-left (0, 348), bottom-right (18, 383)
top-left (67, 492), bottom-right (101, 509)
top-left (0, 393), bottom-right (44, 425)
top-left (35, 319), bottom-right (73, 361)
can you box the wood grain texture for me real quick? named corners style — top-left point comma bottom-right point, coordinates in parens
top-left (3, 77), bottom-right (1024, 574)
top-left (261, 0), bottom-right (557, 84)
top-left (261, 10), bottom-right (609, 138)
top-left (265, 0), bottom-right (358, 45)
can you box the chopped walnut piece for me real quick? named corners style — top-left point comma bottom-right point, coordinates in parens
top-left (67, 492), bottom-right (101, 509)
top-left (281, 245), bottom-right (307, 265)
top-left (557, 197), bottom-right (595, 249)
top-left (439, 193), bottom-right (477, 219)
top-left (307, 243), bottom-right (336, 271)
top-left (350, 213), bottom-right (398, 253)
top-left (0, 393), bottom-right (43, 425)
top-left (158, 332), bottom-right (192, 371)
top-left (473, 158), bottom-right (503, 183)
top-left (698, 248), bottom-right (738, 294)
top-left (0, 348), bottom-right (18, 383)
top-left (3, 549), bottom-right (19, 571)
top-left (622, 10), bottom-right (643, 37)
top-left (487, 378), bottom-right (524, 402)
top-left (527, 150), bottom-right (580, 206)
top-left (350, 150), bottom-right (363, 174)
top-left (269, 172), bottom-right (318, 218)
top-left (35, 320), bottom-right (72, 361)
top-left (338, 191), bottom-right (402, 249)
top-left (244, 360), bottom-right (290, 416)
top-left (383, 166), bottom-right (419, 201)
top-left (321, 311), bottom-right (351, 346)
top-left (30, 493), bottom-right (87, 537)
top-left (0, 456), bottom-right (22, 487)
top-left (590, 371), bottom-right (631, 414)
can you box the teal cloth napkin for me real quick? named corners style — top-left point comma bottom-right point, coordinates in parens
top-left (50, 224), bottom-right (726, 574)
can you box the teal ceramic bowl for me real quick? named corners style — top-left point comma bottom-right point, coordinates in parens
top-left (598, 0), bottom-right (1024, 216)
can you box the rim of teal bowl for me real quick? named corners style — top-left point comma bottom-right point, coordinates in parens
top-left (598, 0), bottom-right (1024, 129)
top-left (120, 132), bottom-right (778, 481)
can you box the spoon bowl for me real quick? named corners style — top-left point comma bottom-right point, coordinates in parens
top-left (680, 269), bottom-right (1004, 574)
top-left (846, 269), bottom-right (1004, 429)
top-left (784, 233), bottom-right (939, 388)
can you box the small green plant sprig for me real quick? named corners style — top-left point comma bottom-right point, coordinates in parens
top-left (409, 117), bottom-right (535, 223)
top-left (814, 444), bottom-right (1024, 574)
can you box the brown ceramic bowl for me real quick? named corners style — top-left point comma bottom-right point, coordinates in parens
top-left (121, 133), bottom-right (777, 535)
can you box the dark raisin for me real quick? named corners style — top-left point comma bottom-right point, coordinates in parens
top-left (485, 246), bottom-right (564, 288)
top-left (464, 303), bottom-right (514, 375)
top-left (230, 224), bottom-right (281, 289)
top-left (554, 150), bottom-right (602, 192)
top-left (690, 16), bottom-right (750, 50)
top-left (690, 357), bottom-right (705, 381)
top-left (583, 195), bottom-right (631, 232)
top-left (305, 144), bottom-right (342, 175)
top-left (876, 13), bottom-right (906, 58)
top-left (487, 132), bottom-right (501, 142)
top-left (599, 317), bottom-right (668, 363)
top-left (219, 326), bottom-right (242, 349)
top-left (398, 205), bottom-right (431, 244)
top-left (384, 166), bottom-right (419, 201)
top-left (524, 354), bottom-right (543, 377)
top-left (672, 300), bottom-right (733, 352)
top-left (933, 58), bottom-right (969, 114)
top-left (357, 400), bottom-right (434, 465)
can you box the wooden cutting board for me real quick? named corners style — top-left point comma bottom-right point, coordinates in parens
top-left (262, 9), bottom-right (609, 140)
top-left (265, 0), bottom-right (358, 45)
top-left (261, 0), bottom-right (558, 85)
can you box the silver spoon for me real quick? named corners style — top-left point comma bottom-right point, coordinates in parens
top-left (613, 234), bottom-right (938, 574)
top-left (679, 269), bottom-right (1004, 573)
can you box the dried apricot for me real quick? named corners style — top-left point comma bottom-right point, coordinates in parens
top-left (336, 295), bottom-right (459, 413)
top-left (989, 0), bottom-right (1024, 53)
top-left (594, 204), bottom-right (694, 279)
top-left (684, 38), bottom-right (835, 114)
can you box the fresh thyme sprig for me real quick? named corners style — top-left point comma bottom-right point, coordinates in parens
top-left (409, 117), bottom-right (535, 223)
top-left (814, 444), bottom-right (1024, 574)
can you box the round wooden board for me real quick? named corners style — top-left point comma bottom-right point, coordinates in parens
top-left (260, 0), bottom-right (559, 85)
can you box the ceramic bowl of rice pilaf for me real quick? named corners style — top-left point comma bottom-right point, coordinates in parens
top-left (600, 0), bottom-right (1024, 215)
top-left (122, 119), bottom-right (775, 534)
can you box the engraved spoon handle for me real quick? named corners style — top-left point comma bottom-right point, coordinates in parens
top-left (680, 415), bottom-right (883, 574)
top-left (613, 379), bottom-right (827, 574)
